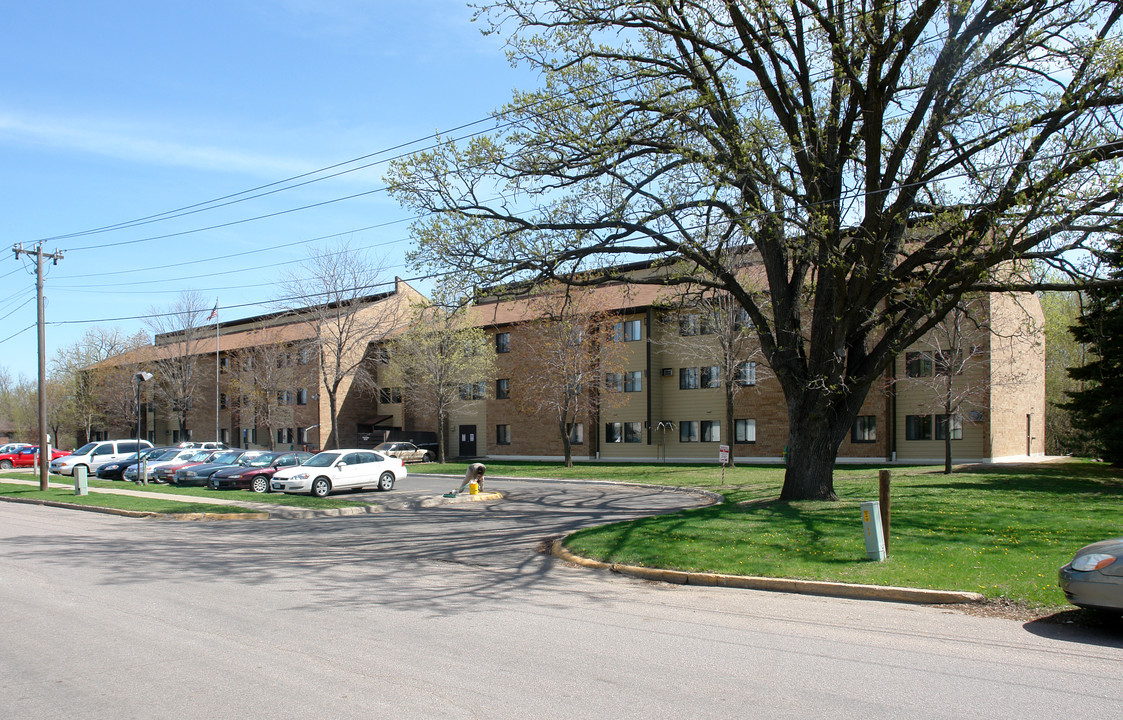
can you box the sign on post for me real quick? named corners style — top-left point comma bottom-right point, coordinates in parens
top-left (718, 444), bottom-right (730, 485)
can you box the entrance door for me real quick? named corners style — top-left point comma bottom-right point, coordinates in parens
top-left (458, 425), bottom-right (477, 458)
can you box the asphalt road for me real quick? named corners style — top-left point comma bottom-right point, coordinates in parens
top-left (2, 480), bottom-right (1120, 720)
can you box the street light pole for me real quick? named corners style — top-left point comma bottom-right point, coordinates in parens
top-left (135, 371), bottom-right (153, 483)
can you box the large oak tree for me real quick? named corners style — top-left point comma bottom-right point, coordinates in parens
top-left (389, 0), bottom-right (1123, 499)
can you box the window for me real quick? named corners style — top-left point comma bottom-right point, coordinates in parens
top-left (735, 419), bottom-right (756, 443)
top-left (936, 414), bottom-right (963, 440)
top-left (277, 390), bottom-right (294, 406)
top-left (734, 306), bottom-right (754, 331)
top-left (679, 367), bottom-right (699, 390)
top-left (296, 389), bottom-right (307, 405)
top-left (379, 387), bottom-right (402, 404)
top-left (701, 365), bottom-right (721, 388)
top-left (277, 428), bottom-right (285, 444)
top-left (296, 427), bottom-right (306, 444)
top-left (679, 314), bottom-right (700, 336)
top-left (701, 421), bottom-right (720, 442)
top-left (624, 421), bottom-right (643, 443)
top-left (220, 429), bottom-right (229, 444)
top-left (219, 393), bottom-right (227, 410)
top-left (679, 421), bottom-right (700, 443)
top-left (604, 372), bottom-right (623, 392)
top-left (614, 319), bottom-right (642, 342)
top-left (495, 332), bottom-right (510, 353)
top-left (496, 378), bottom-right (510, 399)
top-left (735, 361), bottom-right (757, 386)
top-left (605, 422), bottom-right (623, 443)
top-left (374, 347), bottom-right (390, 364)
top-left (905, 415), bottom-right (933, 440)
top-left (852, 416), bottom-right (876, 443)
top-left (935, 351), bottom-right (962, 376)
top-left (624, 370), bottom-right (642, 393)
top-left (298, 347), bottom-right (309, 365)
top-left (496, 424), bottom-right (511, 445)
top-left (906, 351), bottom-right (934, 377)
top-left (567, 422), bottom-right (584, 445)
top-left (459, 382), bottom-right (486, 400)
top-left (219, 357), bottom-right (229, 372)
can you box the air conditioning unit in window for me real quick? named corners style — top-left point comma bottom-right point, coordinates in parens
top-left (660, 368), bottom-right (673, 376)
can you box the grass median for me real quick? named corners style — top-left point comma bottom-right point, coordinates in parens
top-left (437, 458), bottom-right (1120, 610)
top-left (0, 482), bottom-right (261, 515)
top-left (0, 473), bottom-right (375, 510)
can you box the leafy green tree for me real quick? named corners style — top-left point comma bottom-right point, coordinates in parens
top-left (389, 0), bottom-right (1123, 499)
top-left (1065, 241), bottom-right (1123, 464)
top-left (1040, 289), bottom-right (1092, 456)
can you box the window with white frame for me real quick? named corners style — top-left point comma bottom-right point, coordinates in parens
top-left (605, 422), bottom-right (623, 443)
top-left (679, 421), bottom-right (700, 443)
top-left (624, 370), bottom-right (642, 392)
top-left (735, 419), bottom-right (756, 443)
top-left (701, 420), bottom-right (720, 442)
top-left (624, 421), bottom-right (643, 443)
top-left (735, 361), bottom-right (757, 386)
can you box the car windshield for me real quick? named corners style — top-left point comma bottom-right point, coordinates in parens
top-left (304, 452), bottom-right (341, 468)
top-left (235, 452), bottom-right (267, 466)
top-left (73, 442), bottom-right (98, 455)
top-left (187, 451), bottom-right (212, 462)
top-left (210, 451), bottom-right (243, 465)
top-left (245, 453), bottom-right (277, 467)
top-left (153, 449), bottom-right (181, 460)
top-left (374, 443), bottom-right (394, 451)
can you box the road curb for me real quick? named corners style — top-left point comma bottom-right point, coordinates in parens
top-left (551, 538), bottom-right (986, 605)
top-left (0, 494), bottom-right (270, 520)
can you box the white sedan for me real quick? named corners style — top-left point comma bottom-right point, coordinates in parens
top-left (270, 449), bottom-right (406, 497)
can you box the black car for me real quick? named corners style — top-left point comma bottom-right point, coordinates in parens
top-left (171, 449), bottom-right (256, 486)
top-left (96, 446), bottom-right (174, 481)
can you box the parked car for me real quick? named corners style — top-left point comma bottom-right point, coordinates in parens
top-left (172, 449), bottom-right (254, 487)
top-left (208, 451), bottom-right (313, 493)
top-left (271, 449), bottom-right (406, 497)
top-left (1059, 537), bottom-right (1123, 612)
top-left (1, 446), bottom-right (70, 470)
top-left (176, 441), bottom-right (229, 450)
top-left (0, 442), bottom-right (32, 455)
top-left (122, 447), bottom-right (203, 482)
top-left (373, 441), bottom-right (434, 464)
top-left (51, 439), bottom-right (153, 477)
top-left (152, 449), bottom-right (224, 483)
top-left (97, 446), bottom-right (174, 480)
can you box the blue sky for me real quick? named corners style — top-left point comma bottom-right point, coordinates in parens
top-left (0, 1), bottom-right (533, 379)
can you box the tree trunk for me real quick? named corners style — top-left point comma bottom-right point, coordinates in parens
top-left (326, 393), bottom-right (339, 449)
top-left (779, 389), bottom-right (864, 501)
top-left (724, 382), bottom-right (736, 468)
top-left (559, 418), bottom-right (573, 467)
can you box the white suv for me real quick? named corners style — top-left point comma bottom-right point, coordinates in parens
top-left (271, 449), bottom-right (406, 497)
top-left (51, 439), bottom-right (154, 476)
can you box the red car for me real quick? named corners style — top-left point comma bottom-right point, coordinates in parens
top-left (0, 446), bottom-right (70, 470)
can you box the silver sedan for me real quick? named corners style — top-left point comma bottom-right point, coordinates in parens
top-left (1059, 537), bottom-right (1123, 612)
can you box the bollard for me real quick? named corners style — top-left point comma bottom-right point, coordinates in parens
top-left (74, 465), bottom-right (88, 496)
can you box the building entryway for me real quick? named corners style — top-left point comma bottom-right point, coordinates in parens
top-left (458, 425), bottom-right (477, 458)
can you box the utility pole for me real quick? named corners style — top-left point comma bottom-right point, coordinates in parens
top-left (13, 243), bottom-right (64, 491)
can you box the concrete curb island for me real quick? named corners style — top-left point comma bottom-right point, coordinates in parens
top-left (551, 538), bottom-right (986, 605)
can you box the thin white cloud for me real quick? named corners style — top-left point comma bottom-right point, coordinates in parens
top-left (0, 111), bottom-right (311, 178)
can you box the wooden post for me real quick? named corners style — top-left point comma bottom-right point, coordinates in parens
top-left (878, 469), bottom-right (891, 554)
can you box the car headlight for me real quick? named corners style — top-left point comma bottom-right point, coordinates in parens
top-left (1072, 553), bottom-right (1117, 572)
top-left (292, 472), bottom-right (310, 481)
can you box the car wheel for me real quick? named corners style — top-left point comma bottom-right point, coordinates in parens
top-left (0, 460), bottom-right (11, 470)
top-left (377, 472), bottom-right (395, 491)
top-left (311, 477), bottom-right (332, 498)
top-left (422, 453), bottom-right (433, 463)
top-left (251, 475), bottom-right (269, 494)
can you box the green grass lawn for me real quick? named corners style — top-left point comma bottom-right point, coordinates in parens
top-left (0, 482), bottom-right (261, 515)
top-left (437, 459), bottom-right (1120, 610)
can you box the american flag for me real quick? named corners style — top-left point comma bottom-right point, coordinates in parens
top-left (207, 300), bottom-right (218, 321)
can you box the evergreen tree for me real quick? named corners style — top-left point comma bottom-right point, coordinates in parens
top-left (1065, 241), bottom-right (1123, 465)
